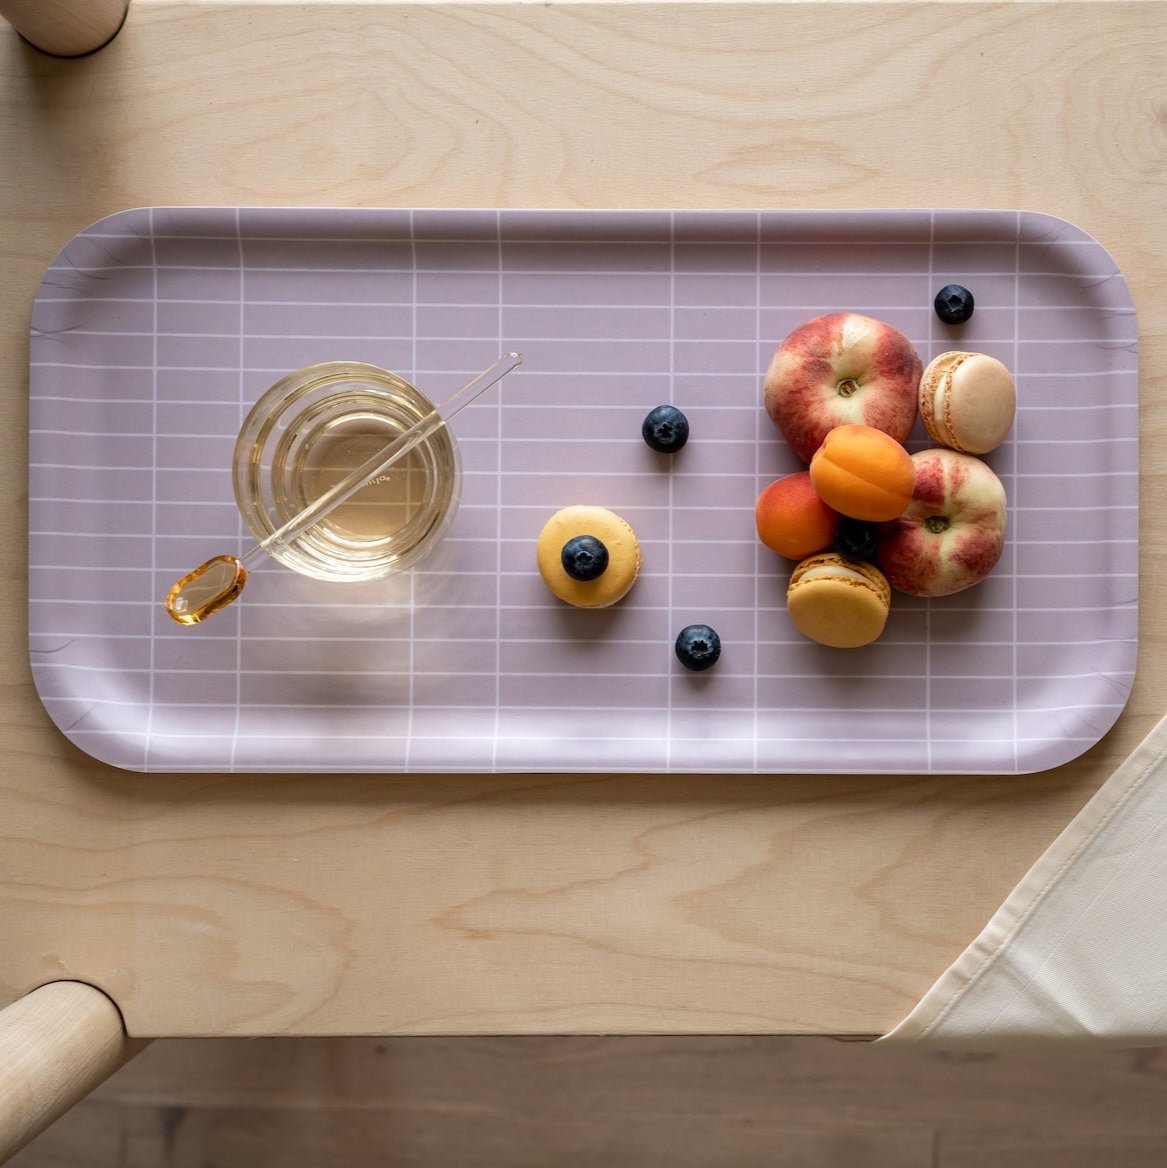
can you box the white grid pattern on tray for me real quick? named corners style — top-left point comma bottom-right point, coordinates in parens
top-left (28, 208), bottom-right (1139, 774)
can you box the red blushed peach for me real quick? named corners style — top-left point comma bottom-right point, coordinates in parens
top-left (763, 313), bottom-right (922, 464)
top-left (877, 448), bottom-right (1007, 597)
top-left (755, 471), bottom-right (840, 560)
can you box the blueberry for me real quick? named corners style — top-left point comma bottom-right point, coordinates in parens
top-left (834, 518), bottom-right (879, 562)
top-left (561, 535), bottom-right (609, 581)
top-left (675, 624), bottom-right (721, 672)
top-left (642, 404), bottom-right (690, 453)
top-left (934, 284), bottom-right (975, 325)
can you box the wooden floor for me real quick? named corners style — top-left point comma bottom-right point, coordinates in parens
top-left (11, 1036), bottom-right (1167, 1166)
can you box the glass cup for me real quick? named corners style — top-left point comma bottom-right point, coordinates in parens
top-left (233, 361), bottom-right (461, 583)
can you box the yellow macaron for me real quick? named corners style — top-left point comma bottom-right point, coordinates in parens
top-left (536, 505), bottom-right (642, 609)
top-left (786, 553), bottom-right (891, 648)
top-left (918, 351), bottom-right (1016, 455)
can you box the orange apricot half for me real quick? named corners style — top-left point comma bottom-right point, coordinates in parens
top-left (809, 424), bottom-right (915, 522)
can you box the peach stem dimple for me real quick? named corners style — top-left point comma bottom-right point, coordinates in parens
top-left (925, 516), bottom-right (950, 534)
top-left (836, 378), bottom-right (861, 397)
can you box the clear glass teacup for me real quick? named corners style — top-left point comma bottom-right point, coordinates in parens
top-left (232, 361), bottom-right (461, 583)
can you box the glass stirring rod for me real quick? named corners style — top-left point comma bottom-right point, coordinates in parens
top-left (165, 351), bottom-right (523, 626)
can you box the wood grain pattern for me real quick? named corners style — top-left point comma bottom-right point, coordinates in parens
top-left (13, 1036), bottom-right (1167, 1166)
top-left (0, 0), bottom-right (1164, 1038)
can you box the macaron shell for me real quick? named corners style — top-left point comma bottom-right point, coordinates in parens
top-left (918, 352), bottom-right (966, 448)
top-left (537, 505), bottom-right (642, 609)
top-left (788, 552), bottom-right (890, 599)
top-left (920, 352), bottom-right (1016, 454)
top-left (786, 554), bottom-right (891, 648)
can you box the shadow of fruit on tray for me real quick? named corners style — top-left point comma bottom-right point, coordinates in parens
top-left (550, 602), bottom-right (633, 644)
top-left (924, 564), bottom-right (1017, 643)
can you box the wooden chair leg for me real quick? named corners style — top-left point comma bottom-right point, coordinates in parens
top-left (0, 982), bottom-right (149, 1163)
top-left (0, 0), bottom-right (129, 57)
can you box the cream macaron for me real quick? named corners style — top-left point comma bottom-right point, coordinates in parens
top-left (786, 553), bottom-right (891, 648)
top-left (918, 351), bottom-right (1016, 455)
top-left (536, 505), bottom-right (642, 609)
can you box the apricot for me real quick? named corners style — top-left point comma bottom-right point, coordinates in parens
top-left (809, 424), bottom-right (915, 522)
top-left (755, 471), bottom-right (840, 559)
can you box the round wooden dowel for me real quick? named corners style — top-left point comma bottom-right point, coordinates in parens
top-left (0, 982), bottom-right (148, 1162)
top-left (0, 0), bottom-right (129, 57)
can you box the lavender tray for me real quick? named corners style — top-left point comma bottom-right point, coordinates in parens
top-left (29, 208), bottom-right (1137, 774)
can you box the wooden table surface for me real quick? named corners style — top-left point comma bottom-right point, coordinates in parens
top-left (0, 0), bottom-right (1162, 1039)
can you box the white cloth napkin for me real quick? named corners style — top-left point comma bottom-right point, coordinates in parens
top-left (881, 712), bottom-right (1167, 1047)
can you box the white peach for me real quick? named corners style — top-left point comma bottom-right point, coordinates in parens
top-left (877, 449), bottom-right (1007, 597)
top-left (763, 313), bottom-right (922, 464)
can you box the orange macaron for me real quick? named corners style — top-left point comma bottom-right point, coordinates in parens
top-left (786, 552), bottom-right (891, 648)
top-left (536, 505), bottom-right (642, 609)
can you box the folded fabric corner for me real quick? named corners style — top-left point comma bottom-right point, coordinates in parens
top-left (878, 711), bottom-right (1167, 1048)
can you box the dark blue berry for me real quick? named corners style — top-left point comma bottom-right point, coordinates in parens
top-left (934, 284), bottom-right (975, 325)
top-left (834, 518), bottom-right (878, 562)
top-left (561, 535), bottom-right (609, 581)
top-left (642, 404), bottom-right (690, 453)
top-left (675, 624), bottom-right (721, 672)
